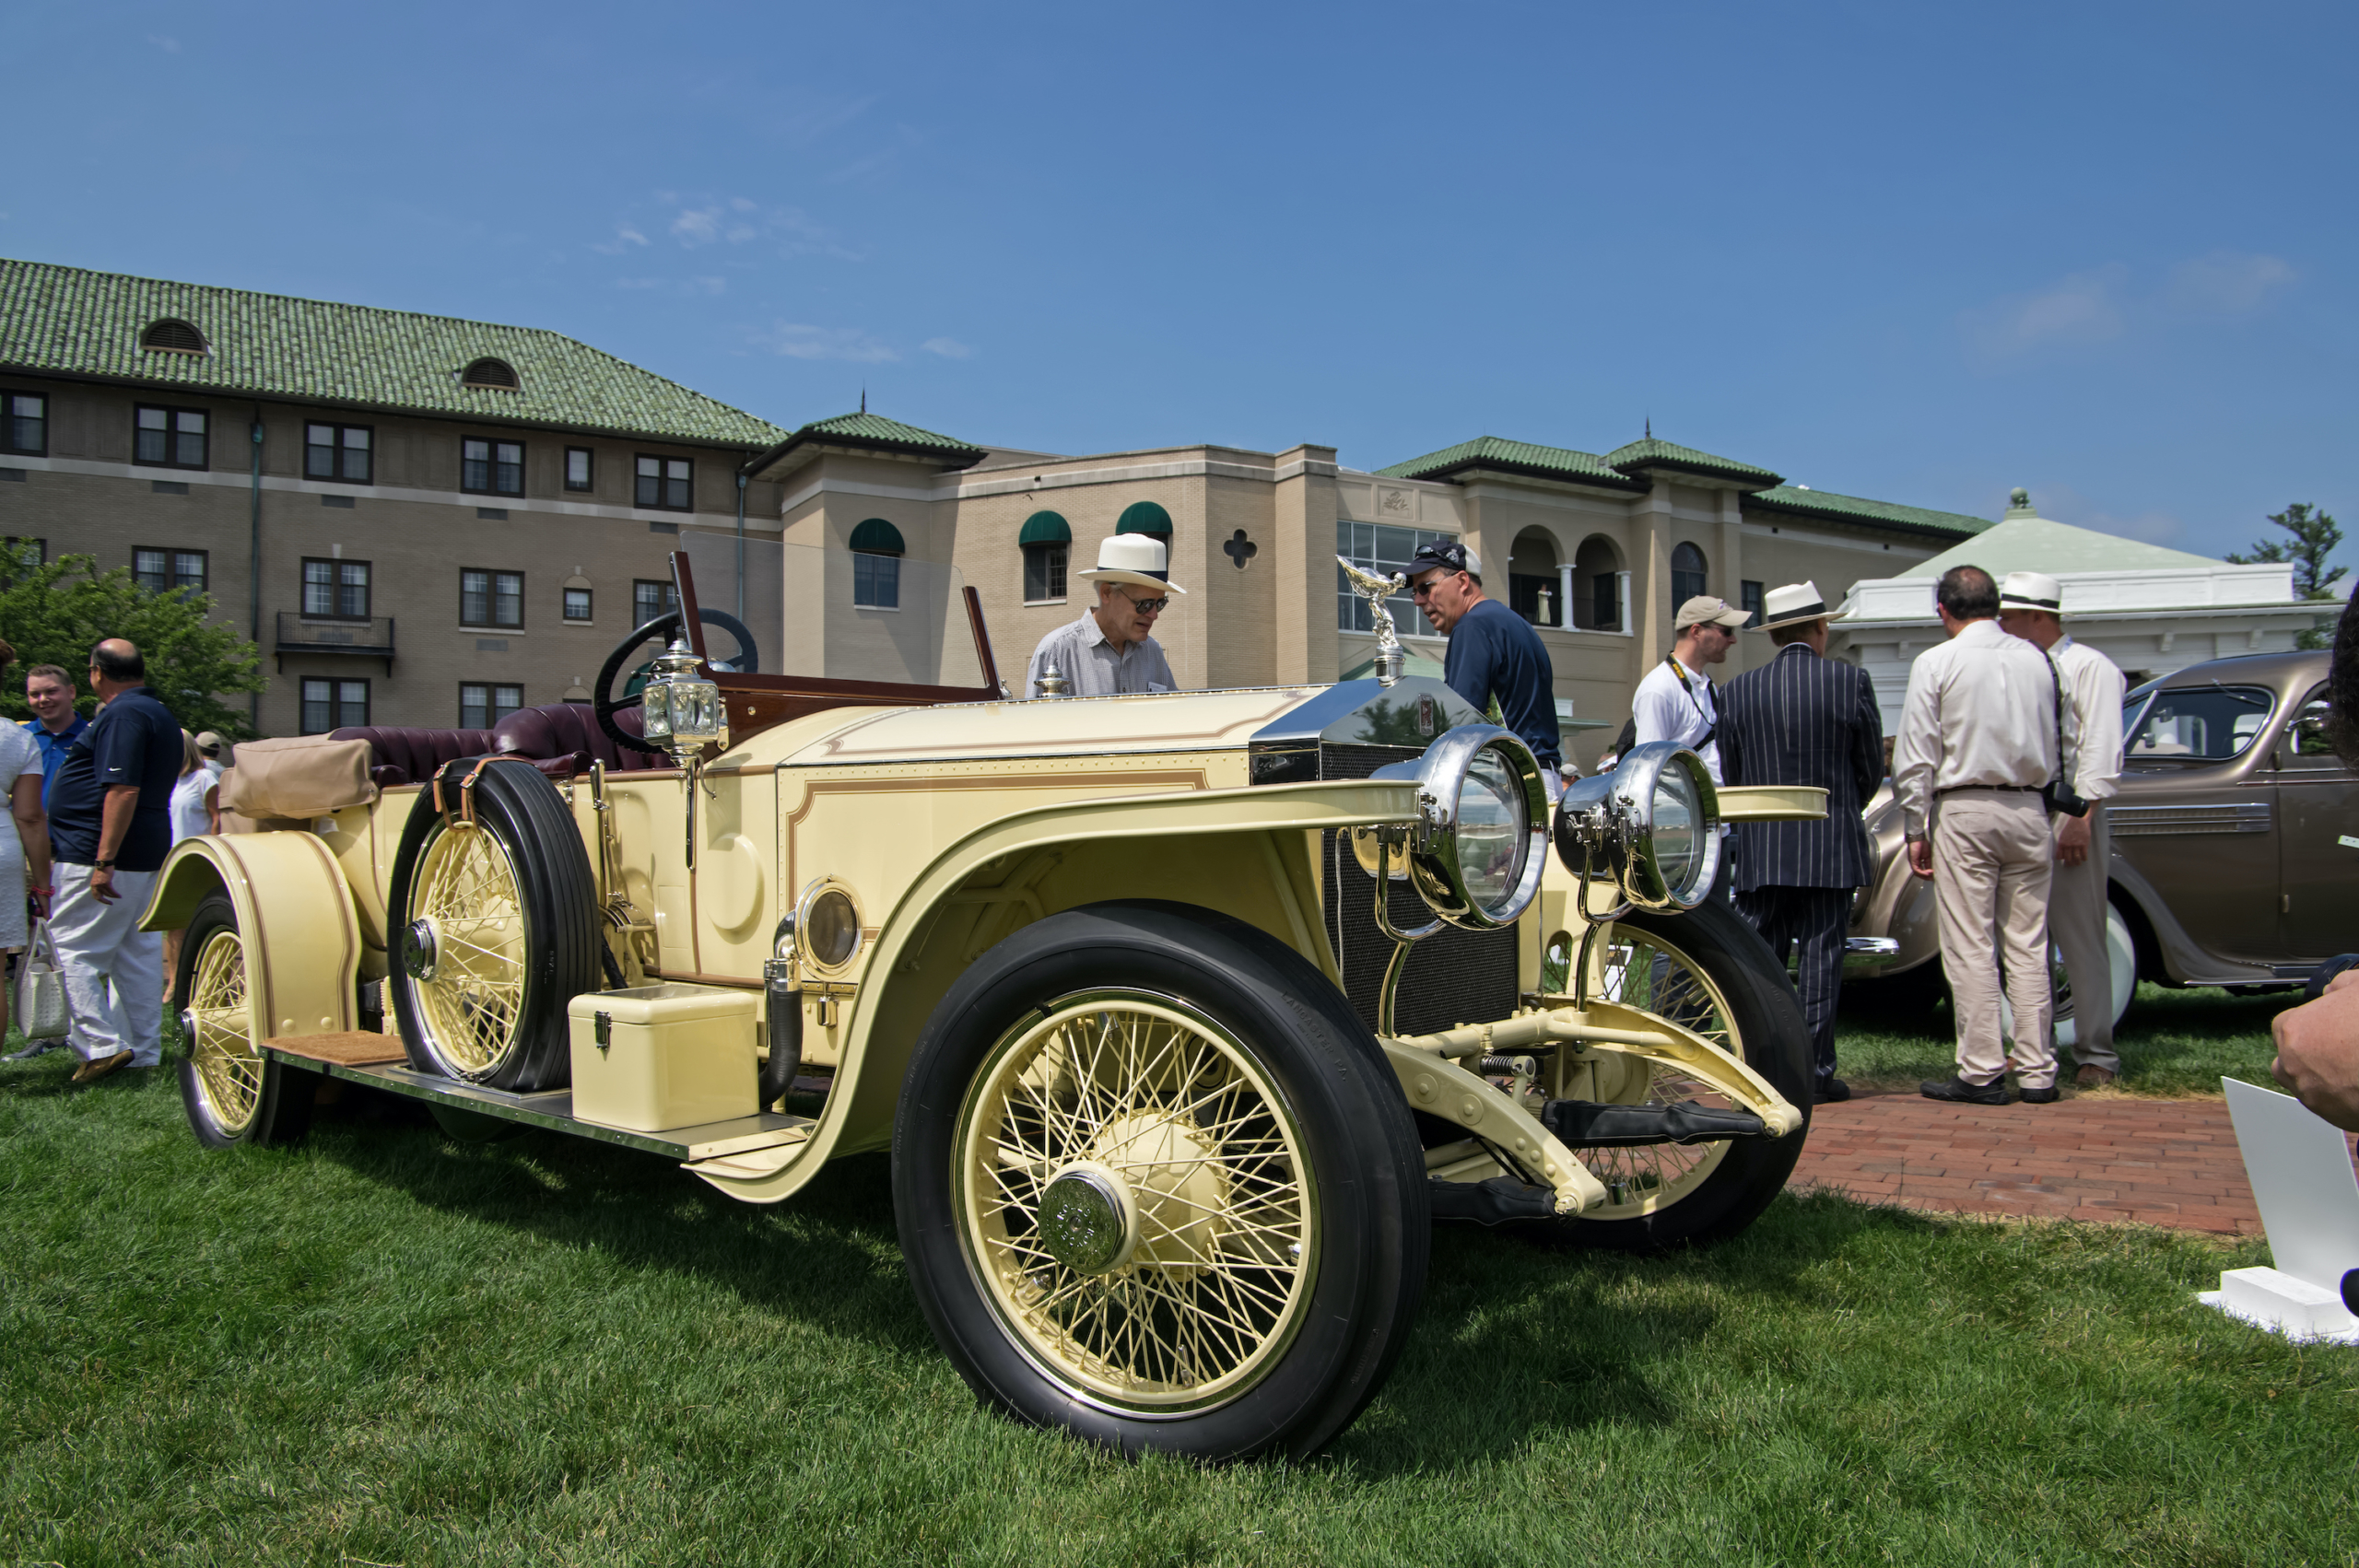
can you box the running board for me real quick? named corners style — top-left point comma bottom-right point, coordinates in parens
top-left (1539, 1098), bottom-right (1769, 1148)
top-left (260, 1042), bottom-right (812, 1163)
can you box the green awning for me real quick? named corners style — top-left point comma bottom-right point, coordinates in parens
top-left (849, 517), bottom-right (905, 555)
top-left (1018, 510), bottom-right (1071, 545)
top-left (1116, 501), bottom-right (1173, 535)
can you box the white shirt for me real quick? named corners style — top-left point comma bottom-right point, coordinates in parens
top-left (2050, 634), bottom-right (2126, 802)
top-left (170, 769), bottom-right (217, 845)
top-left (1895, 618), bottom-right (2078, 837)
top-left (1632, 655), bottom-right (1722, 784)
top-left (1025, 612), bottom-right (1179, 698)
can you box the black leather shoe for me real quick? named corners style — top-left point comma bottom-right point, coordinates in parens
top-left (1813, 1078), bottom-right (1852, 1105)
top-left (1919, 1075), bottom-right (2012, 1106)
top-left (2019, 1084), bottom-right (2060, 1104)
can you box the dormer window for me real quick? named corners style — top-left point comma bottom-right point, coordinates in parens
top-left (141, 319), bottom-right (207, 355)
top-left (461, 357), bottom-right (520, 391)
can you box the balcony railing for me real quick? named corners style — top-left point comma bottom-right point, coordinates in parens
top-left (276, 612), bottom-right (395, 673)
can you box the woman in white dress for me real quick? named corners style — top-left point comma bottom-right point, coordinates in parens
top-left (0, 638), bottom-right (54, 1047)
top-left (161, 731), bottom-right (220, 1000)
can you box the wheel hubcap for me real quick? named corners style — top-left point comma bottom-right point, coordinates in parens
top-left (1036, 1164), bottom-right (1133, 1274)
top-left (404, 918), bottom-right (439, 979)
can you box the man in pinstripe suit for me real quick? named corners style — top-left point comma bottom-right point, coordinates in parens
top-left (1719, 582), bottom-right (1885, 1104)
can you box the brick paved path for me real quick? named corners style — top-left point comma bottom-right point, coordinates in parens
top-left (1785, 1090), bottom-right (2338, 1235)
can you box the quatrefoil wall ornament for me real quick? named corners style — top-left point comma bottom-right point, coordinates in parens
top-left (1224, 530), bottom-right (1258, 569)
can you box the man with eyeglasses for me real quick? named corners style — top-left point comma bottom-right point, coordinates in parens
top-left (1403, 539), bottom-right (1565, 797)
top-left (1026, 534), bottom-right (1185, 698)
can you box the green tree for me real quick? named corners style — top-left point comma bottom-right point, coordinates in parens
top-left (0, 539), bottom-right (266, 738)
top-left (2226, 503), bottom-right (2344, 649)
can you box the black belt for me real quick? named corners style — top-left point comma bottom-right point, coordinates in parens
top-left (1935, 784), bottom-right (2040, 795)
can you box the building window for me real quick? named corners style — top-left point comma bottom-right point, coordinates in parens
top-left (462, 357), bottom-right (520, 390)
top-left (462, 438), bottom-right (523, 496)
top-left (1740, 579), bottom-right (1765, 627)
top-left (1592, 574), bottom-right (1619, 630)
top-left (462, 568), bottom-right (524, 628)
top-left (563, 586), bottom-right (593, 621)
top-left (135, 405), bottom-right (208, 469)
top-left (141, 319), bottom-right (208, 355)
top-left (1337, 520), bottom-right (1456, 636)
top-left (4, 392), bottom-right (44, 456)
top-left (1671, 543), bottom-right (1708, 606)
top-left (565, 447), bottom-right (594, 492)
top-left (134, 547), bottom-right (207, 596)
top-left (301, 677), bottom-right (369, 734)
top-left (1023, 543), bottom-right (1067, 603)
top-left (460, 683), bottom-right (525, 730)
top-left (850, 518), bottom-right (904, 610)
top-left (635, 455), bottom-right (692, 511)
top-left (633, 579), bottom-right (679, 626)
top-left (302, 557), bottom-right (371, 620)
top-left (305, 423), bottom-right (372, 484)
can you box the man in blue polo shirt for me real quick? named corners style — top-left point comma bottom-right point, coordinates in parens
top-left (23, 662), bottom-right (88, 811)
top-left (46, 640), bottom-right (181, 1083)
top-left (1405, 538), bottom-right (1567, 796)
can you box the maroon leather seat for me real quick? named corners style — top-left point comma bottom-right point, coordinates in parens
top-left (491, 701), bottom-right (659, 775)
top-left (332, 704), bottom-right (658, 790)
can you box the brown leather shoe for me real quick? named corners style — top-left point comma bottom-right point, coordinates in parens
top-left (2074, 1064), bottom-right (2117, 1089)
top-left (69, 1049), bottom-right (134, 1084)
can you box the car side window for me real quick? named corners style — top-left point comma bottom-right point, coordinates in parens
top-left (2283, 685), bottom-right (2340, 768)
top-left (2125, 685), bottom-right (2276, 761)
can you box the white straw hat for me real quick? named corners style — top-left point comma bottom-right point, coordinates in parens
top-left (2000, 570), bottom-right (2063, 612)
top-left (1075, 533), bottom-right (1187, 595)
top-left (1754, 580), bottom-right (1831, 633)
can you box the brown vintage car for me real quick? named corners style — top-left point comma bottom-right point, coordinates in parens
top-left (1846, 649), bottom-right (2354, 1035)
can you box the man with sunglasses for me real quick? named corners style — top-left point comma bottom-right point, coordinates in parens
top-left (1403, 539), bottom-right (1564, 796)
top-left (1025, 533), bottom-right (1185, 698)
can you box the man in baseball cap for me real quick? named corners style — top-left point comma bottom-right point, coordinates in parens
top-left (1403, 538), bottom-right (1564, 791)
top-left (1628, 594), bottom-right (1751, 789)
top-left (1998, 569), bottom-right (2126, 1087)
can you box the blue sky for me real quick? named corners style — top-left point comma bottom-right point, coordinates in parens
top-left (7, 1), bottom-right (2353, 568)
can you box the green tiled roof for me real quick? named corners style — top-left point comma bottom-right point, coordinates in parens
top-left (753, 408), bottom-right (986, 475)
top-left (1375, 437), bottom-right (1640, 488)
top-left (1900, 513), bottom-right (2212, 578)
top-left (0, 257), bottom-right (790, 448)
top-left (1602, 439), bottom-right (1782, 486)
top-left (1746, 485), bottom-right (1992, 540)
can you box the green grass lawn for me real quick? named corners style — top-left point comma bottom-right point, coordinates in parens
top-left (5, 1040), bottom-right (2355, 1566)
top-left (1837, 982), bottom-right (2295, 1097)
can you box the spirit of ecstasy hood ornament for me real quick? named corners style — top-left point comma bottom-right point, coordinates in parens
top-left (1336, 556), bottom-right (1408, 688)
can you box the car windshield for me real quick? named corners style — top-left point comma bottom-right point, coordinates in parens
top-left (667, 532), bottom-right (992, 689)
top-left (2125, 685), bottom-right (2275, 762)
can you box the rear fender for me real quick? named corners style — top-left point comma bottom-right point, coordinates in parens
top-left (686, 778), bottom-right (1418, 1203)
top-left (139, 834), bottom-right (362, 1041)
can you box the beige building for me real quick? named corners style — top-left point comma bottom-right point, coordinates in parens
top-left (737, 422), bottom-right (1990, 767)
top-left (0, 259), bottom-right (790, 736)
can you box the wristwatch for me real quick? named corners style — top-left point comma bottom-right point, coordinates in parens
top-left (92, 859), bottom-right (115, 871)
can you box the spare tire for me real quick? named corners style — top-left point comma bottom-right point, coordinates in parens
top-left (386, 758), bottom-right (600, 1091)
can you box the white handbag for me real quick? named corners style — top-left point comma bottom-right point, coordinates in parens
top-left (17, 919), bottom-right (70, 1041)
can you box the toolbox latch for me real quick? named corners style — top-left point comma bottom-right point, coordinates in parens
top-left (593, 1011), bottom-right (612, 1052)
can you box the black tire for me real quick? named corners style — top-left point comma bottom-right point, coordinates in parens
top-left (1533, 895), bottom-right (1813, 1253)
top-left (174, 891), bottom-right (319, 1150)
top-left (894, 900), bottom-right (1429, 1461)
top-left (386, 759), bottom-right (600, 1091)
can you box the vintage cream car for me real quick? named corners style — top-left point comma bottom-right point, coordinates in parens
top-left (143, 551), bottom-right (1820, 1460)
top-left (1847, 649), bottom-right (2353, 1028)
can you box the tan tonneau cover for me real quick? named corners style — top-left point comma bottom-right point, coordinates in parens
top-left (219, 736), bottom-right (376, 819)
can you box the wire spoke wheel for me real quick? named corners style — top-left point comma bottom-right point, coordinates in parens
top-left (411, 823), bottom-right (529, 1078)
top-left (955, 990), bottom-right (1318, 1414)
top-left (186, 928), bottom-right (260, 1134)
top-left (1575, 922), bottom-right (1742, 1218)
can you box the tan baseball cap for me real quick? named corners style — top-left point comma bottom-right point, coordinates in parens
top-left (1675, 595), bottom-right (1751, 631)
top-left (194, 731), bottom-right (225, 755)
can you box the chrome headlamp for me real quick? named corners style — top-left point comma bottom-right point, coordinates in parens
top-left (1361, 724), bottom-right (1549, 931)
top-left (640, 636), bottom-right (729, 766)
top-left (1551, 741), bottom-right (1720, 913)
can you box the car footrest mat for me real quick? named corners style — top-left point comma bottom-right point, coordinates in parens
top-left (263, 1031), bottom-right (410, 1067)
top-left (1540, 1098), bottom-right (1767, 1148)
top-left (1427, 1174), bottom-right (1557, 1225)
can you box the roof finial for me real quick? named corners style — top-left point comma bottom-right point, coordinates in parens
top-left (1644, 415), bottom-right (1651, 439)
top-left (860, 386), bottom-right (867, 415)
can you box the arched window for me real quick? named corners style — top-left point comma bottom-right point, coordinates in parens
top-left (1574, 535), bottom-right (1625, 630)
top-left (1671, 542), bottom-right (1708, 606)
top-left (850, 517), bottom-right (903, 609)
top-left (1116, 501), bottom-right (1173, 541)
top-left (1508, 527), bottom-right (1561, 626)
top-left (141, 318), bottom-right (207, 355)
top-left (462, 357), bottom-right (521, 391)
top-left (1019, 510), bottom-right (1071, 603)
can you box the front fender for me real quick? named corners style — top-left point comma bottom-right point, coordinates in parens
top-left (139, 833), bottom-right (361, 1041)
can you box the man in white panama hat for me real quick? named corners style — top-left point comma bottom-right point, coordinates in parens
top-left (1999, 568), bottom-right (2126, 1088)
top-left (1025, 532), bottom-right (1185, 698)
top-left (1718, 581), bottom-right (1884, 1103)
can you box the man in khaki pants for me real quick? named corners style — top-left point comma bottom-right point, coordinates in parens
top-left (1895, 566), bottom-right (2075, 1106)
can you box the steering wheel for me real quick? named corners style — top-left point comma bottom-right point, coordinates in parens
top-left (593, 607), bottom-right (760, 755)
